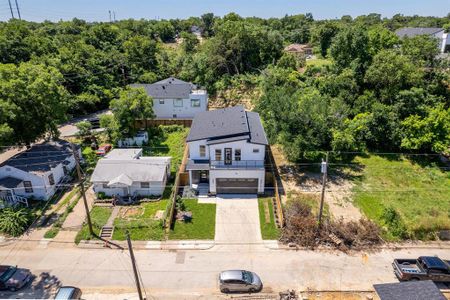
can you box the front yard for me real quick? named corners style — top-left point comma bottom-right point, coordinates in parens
top-left (112, 200), bottom-right (168, 241)
top-left (169, 199), bottom-right (216, 240)
top-left (350, 155), bottom-right (450, 240)
top-left (75, 206), bottom-right (112, 244)
top-left (258, 197), bottom-right (280, 240)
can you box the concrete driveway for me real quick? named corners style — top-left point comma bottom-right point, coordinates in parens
top-left (214, 195), bottom-right (263, 250)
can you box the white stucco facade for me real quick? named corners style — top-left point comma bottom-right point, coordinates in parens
top-left (152, 91), bottom-right (208, 119)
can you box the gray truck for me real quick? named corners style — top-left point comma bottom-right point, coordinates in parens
top-left (393, 256), bottom-right (450, 282)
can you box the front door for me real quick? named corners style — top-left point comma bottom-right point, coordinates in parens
top-left (224, 148), bottom-right (232, 165)
top-left (123, 187), bottom-right (128, 196)
top-left (199, 170), bottom-right (209, 183)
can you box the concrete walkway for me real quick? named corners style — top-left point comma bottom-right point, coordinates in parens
top-left (61, 187), bottom-right (95, 231)
top-left (213, 195), bottom-right (263, 251)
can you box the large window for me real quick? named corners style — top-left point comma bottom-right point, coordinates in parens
top-left (174, 99), bottom-right (183, 107)
top-left (235, 149), bottom-right (241, 161)
top-left (102, 183), bottom-right (109, 189)
top-left (159, 99), bottom-right (165, 104)
top-left (140, 182), bottom-right (150, 189)
top-left (199, 145), bottom-right (206, 157)
top-left (48, 174), bottom-right (55, 185)
top-left (215, 149), bottom-right (222, 161)
top-left (23, 181), bottom-right (33, 193)
top-left (191, 99), bottom-right (200, 107)
top-left (253, 148), bottom-right (260, 153)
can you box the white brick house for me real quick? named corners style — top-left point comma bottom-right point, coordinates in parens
top-left (185, 106), bottom-right (268, 195)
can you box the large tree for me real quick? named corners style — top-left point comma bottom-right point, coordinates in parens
top-left (109, 87), bottom-right (154, 137)
top-left (0, 62), bottom-right (68, 145)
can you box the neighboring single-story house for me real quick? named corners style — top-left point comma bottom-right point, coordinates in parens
top-left (0, 140), bottom-right (80, 206)
top-left (185, 105), bottom-right (268, 195)
top-left (117, 131), bottom-right (148, 147)
top-left (395, 27), bottom-right (450, 53)
top-left (130, 77), bottom-right (208, 119)
top-left (90, 148), bottom-right (171, 198)
top-left (284, 43), bottom-right (313, 56)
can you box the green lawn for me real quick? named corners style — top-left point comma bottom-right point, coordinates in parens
top-left (169, 199), bottom-right (216, 240)
top-left (112, 200), bottom-right (168, 241)
top-left (258, 198), bottom-right (280, 240)
top-left (349, 155), bottom-right (450, 240)
top-left (144, 126), bottom-right (188, 173)
top-left (75, 206), bottom-right (112, 244)
top-left (306, 58), bottom-right (332, 68)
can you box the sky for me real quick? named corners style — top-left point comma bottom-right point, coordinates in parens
top-left (0, 0), bottom-right (449, 22)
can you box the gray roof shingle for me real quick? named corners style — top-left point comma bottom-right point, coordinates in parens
top-left (1, 140), bottom-right (76, 173)
top-left (0, 177), bottom-right (23, 189)
top-left (130, 77), bottom-right (196, 99)
top-left (374, 280), bottom-right (446, 300)
top-left (186, 105), bottom-right (268, 145)
top-left (395, 27), bottom-right (443, 38)
top-left (90, 157), bottom-right (171, 183)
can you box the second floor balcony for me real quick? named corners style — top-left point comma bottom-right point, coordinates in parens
top-left (186, 159), bottom-right (265, 170)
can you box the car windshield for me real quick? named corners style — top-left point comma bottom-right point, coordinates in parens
top-left (242, 271), bottom-right (253, 283)
top-left (0, 267), bottom-right (17, 282)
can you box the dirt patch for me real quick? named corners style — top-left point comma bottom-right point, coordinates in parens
top-left (272, 145), bottom-right (363, 222)
top-left (154, 210), bottom-right (164, 220)
top-left (118, 207), bottom-right (143, 219)
top-left (302, 291), bottom-right (376, 300)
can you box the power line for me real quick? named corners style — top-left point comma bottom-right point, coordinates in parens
top-left (14, 0), bottom-right (20, 19)
top-left (7, 0), bottom-right (14, 19)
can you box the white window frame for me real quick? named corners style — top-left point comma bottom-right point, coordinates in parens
top-left (199, 145), bottom-right (206, 157)
top-left (253, 148), bottom-right (260, 153)
top-left (159, 99), bottom-right (165, 104)
top-left (174, 99), bottom-right (183, 107)
top-left (235, 149), bottom-right (241, 161)
top-left (140, 182), bottom-right (150, 189)
top-left (191, 99), bottom-right (201, 107)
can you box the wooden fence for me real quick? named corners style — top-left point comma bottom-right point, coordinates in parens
top-left (164, 144), bottom-right (190, 231)
top-left (135, 119), bottom-right (192, 128)
top-left (266, 146), bottom-right (285, 228)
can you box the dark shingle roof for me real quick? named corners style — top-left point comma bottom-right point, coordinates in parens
top-left (374, 281), bottom-right (446, 300)
top-left (187, 106), bottom-right (268, 145)
top-left (130, 77), bottom-right (196, 99)
top-left (1, 140), bottom-right (75, 173)
top-left (0, 177), bottom-right (23, 189)
top-left (395, 27), bottom-right (443, 38)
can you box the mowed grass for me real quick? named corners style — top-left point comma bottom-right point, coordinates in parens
top-left (258, 198), bottom-right (280, 240)
top-left (351, 155), bottom-right (450, 239)
top-left (113, 200), bottom-right (168, 241)
top-left (75, 206), bottom-right (112, 244)
top-left (306, 58), bottom-right (332, 68)
top-left (169, 199), bottom-right (216, 240)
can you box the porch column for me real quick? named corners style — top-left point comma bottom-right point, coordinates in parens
top-left (188, 170), bottom-right (193, 187)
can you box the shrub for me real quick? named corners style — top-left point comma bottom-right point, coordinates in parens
top-left (96, 192), bottom-right (107, 200)
top-left (381, 207), bottom-right (408, 239)
top-left (0, 207), bottom-right (32, 237)
top-left (161, 125), bottom-right (184, 134)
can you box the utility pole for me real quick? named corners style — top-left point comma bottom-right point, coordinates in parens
top-left (8, 0), bottom-right (15, 19)
top-left (14, 0), bottom-right (21, 19)
top-left (126, 231), bottom-right (145, 300)
top-left (108, 10), bottom-right (112, 22)
top-left (317, 151), bottom-right (329, 227)
top-left (71, 144), bottom-right (94, 236)
top-left (113, 11), bottom-right (116, 22)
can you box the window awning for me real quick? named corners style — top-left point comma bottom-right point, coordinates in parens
top-left (108, 174), bottom-right (133, 187)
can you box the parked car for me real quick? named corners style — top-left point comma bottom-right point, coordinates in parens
top-left (54, 286), bottom-right (82, 299)
top-left (393, 256), bottom-right (450, 282)
top-left (219, 270), bottom-right (262, 293)
top-left (96, 144), bottom-right (112, 156)
top-left (0, 265), bottom-right (32, 291)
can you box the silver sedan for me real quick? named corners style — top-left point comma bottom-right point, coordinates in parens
top-left (219, 270), bottom-right (263, 293)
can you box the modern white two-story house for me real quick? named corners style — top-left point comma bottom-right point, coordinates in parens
top-left (0, 140), bottom-right (80, 206)
top-left (186, 106), bottom-right (268, 195)
top-left (131, 77), bottom-right (208, 119)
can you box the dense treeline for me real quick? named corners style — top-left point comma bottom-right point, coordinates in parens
top-left (0, 12), bottom-right (449, 156)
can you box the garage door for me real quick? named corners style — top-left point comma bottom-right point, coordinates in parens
top-left (216, 178), bottom-right (258, 194)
